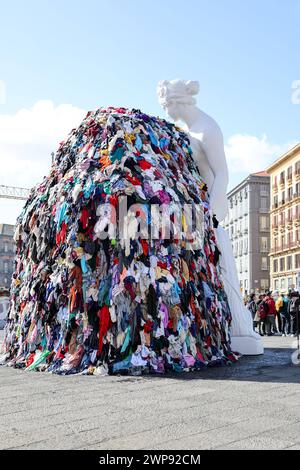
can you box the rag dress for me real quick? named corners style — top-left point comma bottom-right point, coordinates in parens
top-left (1, 107), bottom-right (238, 375)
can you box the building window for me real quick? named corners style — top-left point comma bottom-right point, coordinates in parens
top-left (287, 255), bottom-right (293, 271)
top-left (275, 279), bottom-right (279, 290)
top-left (295, 161), bottom-right (300, 175)
top-left (4, 263), bottom-right (8, 274)
top-left (280, 171), bottom-right (285, 185)
top-left (288, 187), bottom-right (293, 201)
top-left (295, 254), bottom-right (300, 269)
top-left (261, 197), bottom-right (268, 210)
top-left (261, 279), bottom-right (269, 291)
top-left (260, 216), bottom-right (269, 231)
top-left (4, 244), bottom-right (8, 253)
top-left (273, 259), bottom-right (278, 273)
top-left (287, 166), bottom-right (293, 180)
top-left (279, 257), bottom-right (285, 271)
top-left (288, 278), bottom-right (293, 289)
top-left (281, 191), bottom-right (285, 205)
top-left (243, 198), bottom-right (248, 215)
top-left (273, 195), bottom-right (278, 209)
top-left (244, 238), bottom-right (248, 254)
top-left (260, 237), bottom-right (269, 252)
top-left (261, 257), bottom-right (268, 271)
top-left (281, 278), bottom-right (286, 290)
top-left (239, 241), bottom-right (243, 256)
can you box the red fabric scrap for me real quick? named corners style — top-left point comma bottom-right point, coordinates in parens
top-left (97, 305), bottom-right (111, 355)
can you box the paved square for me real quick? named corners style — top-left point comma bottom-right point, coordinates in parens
top-left (0, 332), bottom-right (299, 450)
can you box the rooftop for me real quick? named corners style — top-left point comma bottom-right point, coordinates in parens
top-left (0, 224), bottom-right (14, 236)
top-left (251, 171), bottom-right (269, 177)
top-left (266, 143), bottom-right (300, 173)
top-left (227, 171), bottom-right (270, 198)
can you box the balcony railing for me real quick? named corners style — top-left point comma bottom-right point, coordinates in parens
top-left (272, 193), bottom-right (300, 209)
top-left (270, 241), bottom-right (300, 254)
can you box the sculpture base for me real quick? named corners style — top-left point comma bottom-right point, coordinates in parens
top-left (231, 335), bottom-right (264, 356)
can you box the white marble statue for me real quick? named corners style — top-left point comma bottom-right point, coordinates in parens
top-left (157, 79), bottom-right (263, 355)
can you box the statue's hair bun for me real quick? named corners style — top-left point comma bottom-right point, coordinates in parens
top-left (186, 80), bottom-right (199, 96)
top-left (157, 79), bottom-right (199, 107)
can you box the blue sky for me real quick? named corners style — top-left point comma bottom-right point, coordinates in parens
top-left (0, 0), bottom-right (299, 223)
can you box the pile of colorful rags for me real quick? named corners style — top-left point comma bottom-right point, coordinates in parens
top-left (1, 107), bottom-right (238, 375)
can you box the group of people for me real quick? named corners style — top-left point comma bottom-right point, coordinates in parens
top-left (246, 291), bottom-right (300, 337)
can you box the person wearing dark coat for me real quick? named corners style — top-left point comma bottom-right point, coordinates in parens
top-left (288, 291), bottom-right (300, 337)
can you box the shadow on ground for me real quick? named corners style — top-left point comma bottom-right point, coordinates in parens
top-left (114, 344), bottom-right (300, 385)
top-left (1, 331), bottom-right (299, 385)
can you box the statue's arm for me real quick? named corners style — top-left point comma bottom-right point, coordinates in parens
top-left (201, 120), bottom-right (229, 222)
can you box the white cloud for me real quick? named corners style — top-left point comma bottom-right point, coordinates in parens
top-left (0, 100), bottom-right (86, 189)
top-left (225, 134), bottom-right (297, 182)
top-left (0, 100), bottom-right (86, 224)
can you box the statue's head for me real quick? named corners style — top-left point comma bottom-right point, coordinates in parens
top-left (157, 79), bottom-right (199, 121)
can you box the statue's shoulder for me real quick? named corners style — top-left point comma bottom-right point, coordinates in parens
top-left (200, 109), bottom-right (223, 135)
top-left (189, 111), bottom-right (223, 143)
top-left (188, 130), bottom-right (204, 148)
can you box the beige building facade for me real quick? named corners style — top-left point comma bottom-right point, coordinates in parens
top-left (267, 143), bottom-right (300, 292)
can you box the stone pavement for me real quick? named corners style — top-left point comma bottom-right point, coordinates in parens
top-left (0, 331), bottom-right (299, 450)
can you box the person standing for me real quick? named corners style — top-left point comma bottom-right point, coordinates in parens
top-left (288, 291), bottom-right (300, 337)
top-left (254, 294), bottom-right (267, 336)
top-left (275, 293), bottom-right (283, 333)
top-left (247, 293), bottom-right (257, 330)
top-left (277, 292), bottom-right (290, 336)
top-left (265, 292), bottom-right (277, 336)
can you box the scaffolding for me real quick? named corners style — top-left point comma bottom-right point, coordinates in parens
top-left (0, 185), bottom-right (30, 201)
